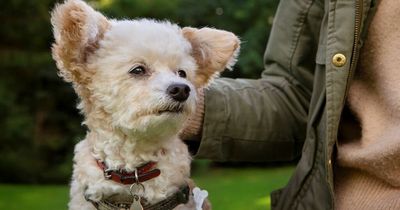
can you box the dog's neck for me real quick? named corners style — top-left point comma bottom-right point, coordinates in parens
top-left (85, 125), bottom-right (177, 171)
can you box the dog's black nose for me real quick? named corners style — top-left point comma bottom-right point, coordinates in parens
top-left (167, 83), bottom-right (190, 102)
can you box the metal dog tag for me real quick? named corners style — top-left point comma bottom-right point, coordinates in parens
top-left (129, 178), bottom-right (145, 210)
top-left (130, 195), bottom-right (143, 210)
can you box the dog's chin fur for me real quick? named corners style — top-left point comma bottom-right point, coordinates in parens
top-left (51, 0), bottom-right (239, 209)
top-left (120, 112), bottom-right (189, 142)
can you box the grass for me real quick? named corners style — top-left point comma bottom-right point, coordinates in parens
top-left (193, 165), bottom-right (294, 210)
top-left (0, 185), bottom-right (68, 210)
top-left (0, 166), bottom-right (294, 210)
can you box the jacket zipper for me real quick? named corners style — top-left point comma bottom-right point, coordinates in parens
top-left (342, 0), bottom-right (364, 106)
top-left (331, 0), bottom-right (364, 209)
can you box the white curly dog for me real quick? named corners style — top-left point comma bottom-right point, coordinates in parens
top-left (51, 0), bottom-right (239, 209)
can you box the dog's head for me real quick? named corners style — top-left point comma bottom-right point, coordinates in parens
top-left (51, 0), bottom-right (239, 140)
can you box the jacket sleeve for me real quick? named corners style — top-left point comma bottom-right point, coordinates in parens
top-left (195, 0), bottom-right (324, 162)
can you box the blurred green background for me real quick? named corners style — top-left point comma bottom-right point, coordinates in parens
top-left (0, 0), bottom-right (296, 209)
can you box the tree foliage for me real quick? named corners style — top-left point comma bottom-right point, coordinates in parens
top-left (0, 0), bottom-right (278, 183)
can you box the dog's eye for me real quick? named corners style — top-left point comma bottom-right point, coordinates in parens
top-left (177, 70), bottom-right (187, 78)
top-left (129, 66), bottom-right (146, 75)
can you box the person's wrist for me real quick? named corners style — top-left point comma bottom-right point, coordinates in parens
top-left (180, 88), bottom-right (205, 140)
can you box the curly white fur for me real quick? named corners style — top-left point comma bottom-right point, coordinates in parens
top-left (50, 1), bottom-right (240, 209)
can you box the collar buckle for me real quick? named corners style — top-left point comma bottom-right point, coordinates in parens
top-left (104, 168), bottom-right (113, 179)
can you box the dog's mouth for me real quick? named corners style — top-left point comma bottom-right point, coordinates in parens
top-left (156, 104), bottom-right (184, 115)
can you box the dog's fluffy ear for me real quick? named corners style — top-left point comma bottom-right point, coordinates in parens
top-left (182, 27), bottom-right (240, 87)
top-left (51, 0), bottom-right (110, 85)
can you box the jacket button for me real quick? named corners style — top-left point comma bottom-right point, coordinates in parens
top-left (332, 53), bottom-right (346, 67)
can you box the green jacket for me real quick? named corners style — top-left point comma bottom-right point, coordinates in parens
top-left (196, 0), bottom-right (378, 209)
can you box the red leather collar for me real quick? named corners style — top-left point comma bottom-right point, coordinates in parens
top-left (96, 160), bottom-right (161, 185)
